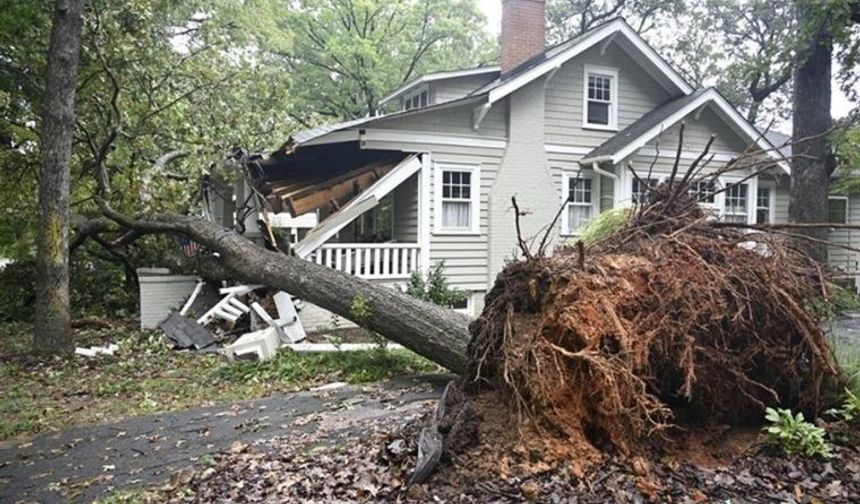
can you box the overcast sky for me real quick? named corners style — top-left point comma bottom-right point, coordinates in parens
top-left (476, 0), bottom-right (854, 123)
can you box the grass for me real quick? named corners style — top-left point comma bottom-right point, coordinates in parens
top-left (0, 321), bottom-right (439, 441)
top-left (832, 335), bottom-right (860, 398)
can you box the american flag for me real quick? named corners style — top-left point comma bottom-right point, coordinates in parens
top-left (176, 235), bottom-right (201, 257)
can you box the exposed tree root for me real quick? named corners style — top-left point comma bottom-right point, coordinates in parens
top-left (463, 180), bottom-right (838, 457)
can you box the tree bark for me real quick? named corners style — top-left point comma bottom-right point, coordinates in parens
top-left (34, 0), bottom-right (85, 355)
top-left (788, 3), bottom-right (832, 263)
top-left (101, 207), bottom-right (472, 372)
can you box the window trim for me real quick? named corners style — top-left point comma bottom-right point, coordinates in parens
top-left (433, 163), bottom-right (481, 235)
top-left (755, 180), bottom-right (776, 224)
top-left (561, 170), bottom-right (599, 236)
top-left (828, 196), bottom-right (849, 225)
top-left (630, 175), bottom-right (665, 205)
top-left (403, 85), bottom-right (429, 111)
top-left (582, 64), bottom-right (619, 131)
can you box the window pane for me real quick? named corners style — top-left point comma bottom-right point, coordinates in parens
top-left (829, 198), bottom-right (848, 224)
top-left (567, 205), bottom-right (592, 232)
top-left (756, 209), bottom-right (770, 224)
top-left (587, 101), bottom-right (609, 125)
top-left (690, 180), bottom-right (716, 203)
top-left (420, 91), bottom-right (428, 107)
top-left (632, 178), bottom-right (659, 204)
top-left (442, 201), bottom-right (471, 228)
top-left (568, 177), bottom-right (592, 203)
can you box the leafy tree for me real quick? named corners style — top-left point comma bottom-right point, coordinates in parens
top-left (244, 0), bottom-right (496, 122)
top-left (35, 0), bottom-right (85, 355)
top-left (546, 0), bottom-right (684, 43)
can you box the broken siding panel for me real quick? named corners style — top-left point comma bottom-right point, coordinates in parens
top-left (138, 272), bottom-right (199, 329)
top-left (545, 43), bottom-right (671, 147)
top-left (392, 173), bottom-right (419, 242)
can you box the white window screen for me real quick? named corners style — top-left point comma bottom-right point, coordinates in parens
top-left (441, 170), bottom-right (472, 229)
top-left (723, 183), bottom-right (748, 223)
top-left (566, 177), bottom-right (592, 233)
top-left (829, 197), bottom-right (848, 224)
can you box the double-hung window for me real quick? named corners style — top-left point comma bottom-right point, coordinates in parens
top-left (689, 179), bottom-right (717, 204)
top-left (583, 65), bottom-right (618, 130)
top-left (563, 174), bottom-right (593, 234)
top-left (723, 183), bottom-right (749, 223)
top-left (632, 177), bottom-right (660, 204)
top-left (435, 164), bottom-right (480, 234)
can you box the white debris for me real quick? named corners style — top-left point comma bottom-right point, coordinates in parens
top-left (287, 342), bottom-right (404, 352)
top-left (309, 381), bottom-right (348, 391)
top-left (74, 344), bottom-right (119, 357)
top-left (223, 327), bottom-right (281, 361)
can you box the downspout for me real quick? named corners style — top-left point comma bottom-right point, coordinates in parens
top-left (591, 161), bottom-right (617, 181)
top-left (592, 161), bottom-right (618, 210)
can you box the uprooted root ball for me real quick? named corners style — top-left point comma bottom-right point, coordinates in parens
top-left (467, 189), bottom-right (837, 455)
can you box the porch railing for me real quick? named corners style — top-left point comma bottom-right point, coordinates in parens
top-left (310, 243), bottom-right (421, 280)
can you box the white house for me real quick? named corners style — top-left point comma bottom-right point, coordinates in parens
top-left (218, 0), bottom-right (858, 327)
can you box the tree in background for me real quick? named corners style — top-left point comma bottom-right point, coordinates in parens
top-left (246, 0), bottom-right (496, 122)
top-left (35, 0), bottom-right (85, 354)
top-left (788, 1), bottom-right (859, 262)
top-left (668, 0), bottom-right (797, 125)
top-left (546, 0), bottom-right (684, 43)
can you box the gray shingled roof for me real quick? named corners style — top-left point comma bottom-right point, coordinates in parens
top-left (583, 88), bottom-right (710, 161)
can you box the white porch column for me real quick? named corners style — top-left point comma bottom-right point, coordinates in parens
top-left (418, 152), bottom-right (432, 273)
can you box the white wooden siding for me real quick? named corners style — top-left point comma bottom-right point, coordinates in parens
top-left (392, 173), bottom-right (419, 242)
top-left (432, 74), bottom-right (496, 104)
top-left (374, 101), bottom-right (508, 138)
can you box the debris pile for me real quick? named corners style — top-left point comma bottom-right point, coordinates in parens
top-left (462, 170), bottom-right (838, 459)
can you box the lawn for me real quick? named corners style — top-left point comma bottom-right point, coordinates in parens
top-left (0, 321), bottom-right (439, 440)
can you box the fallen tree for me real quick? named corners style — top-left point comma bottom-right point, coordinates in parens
top-left (99, 204), bottom-right (472, 373)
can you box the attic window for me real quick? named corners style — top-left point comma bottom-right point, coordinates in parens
top-left (583, 65), bottom-right (618, 130)
top-left (404, 87), bottom-right (429, 111)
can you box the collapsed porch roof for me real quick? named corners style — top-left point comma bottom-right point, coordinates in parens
top-left (292, 154), bottom-right (422, 259)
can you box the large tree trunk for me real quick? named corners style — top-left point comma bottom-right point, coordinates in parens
top-left (34, 0), bottom-right (85, 355)
top-left (788, 2), bottom-right (832, 263)
top-left (102, 207), bottom-right (472, 372)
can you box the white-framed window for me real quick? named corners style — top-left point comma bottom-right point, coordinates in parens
top-left (689, 179), bottom-right (717, 204)
top-left (632, 177), bottom-right (661, 204)
top-left (829, 196), bottom-right (849, 224)
top-left (723, 182), bottom-right (749, 224)
top-left (755, 182), bottom-right (774, 224)
top-left (582, 65), bottom-right (618, 130)
top-left (561, 172), bottom-right (595, 235)
top-left (434, 163), bottom-right (480, 234)
top-left (403, 86), bottom-right (429, 111)
top-left (451, 292), bottom-right (472, 315)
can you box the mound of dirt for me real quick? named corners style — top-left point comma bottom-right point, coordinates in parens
top-left (464, 182), bottom-right (838, 457)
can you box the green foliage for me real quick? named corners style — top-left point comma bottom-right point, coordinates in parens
top-left (829, 389), bottom-right (860, 422)
top-left (830, 335), bottom-right (860, 399)
top-left (245, 0), bottom-right (496, 121)
top-left (405, 262), bottom-right (466, 308)
top-left (349, 294), bottom-right (373, 325)
top-left (833, 126), bottom-right (860, 195)
top-left (763, 407), bottom-right (833, 459)
top-left (215, 348), bottom-right (437, 386)
top-left (576, 207), bottom-right (630, 246)
top-left (546, 0), bottom-right (684, 44)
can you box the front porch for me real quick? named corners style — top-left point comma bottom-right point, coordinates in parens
top-left (309, 242), bottom-right (421, 280)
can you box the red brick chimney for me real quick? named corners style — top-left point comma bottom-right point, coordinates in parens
top-left (500, 0), bottom-right (546, 74)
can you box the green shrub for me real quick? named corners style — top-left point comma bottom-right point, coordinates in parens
top-left (405, 262), bottom-right (466, 308)
top-left (764, 407), bottom-right (833, 459)
top-left (576, 207), bottom-right (630, 246)
top-left (828, 389), bottom-right (860, 422)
